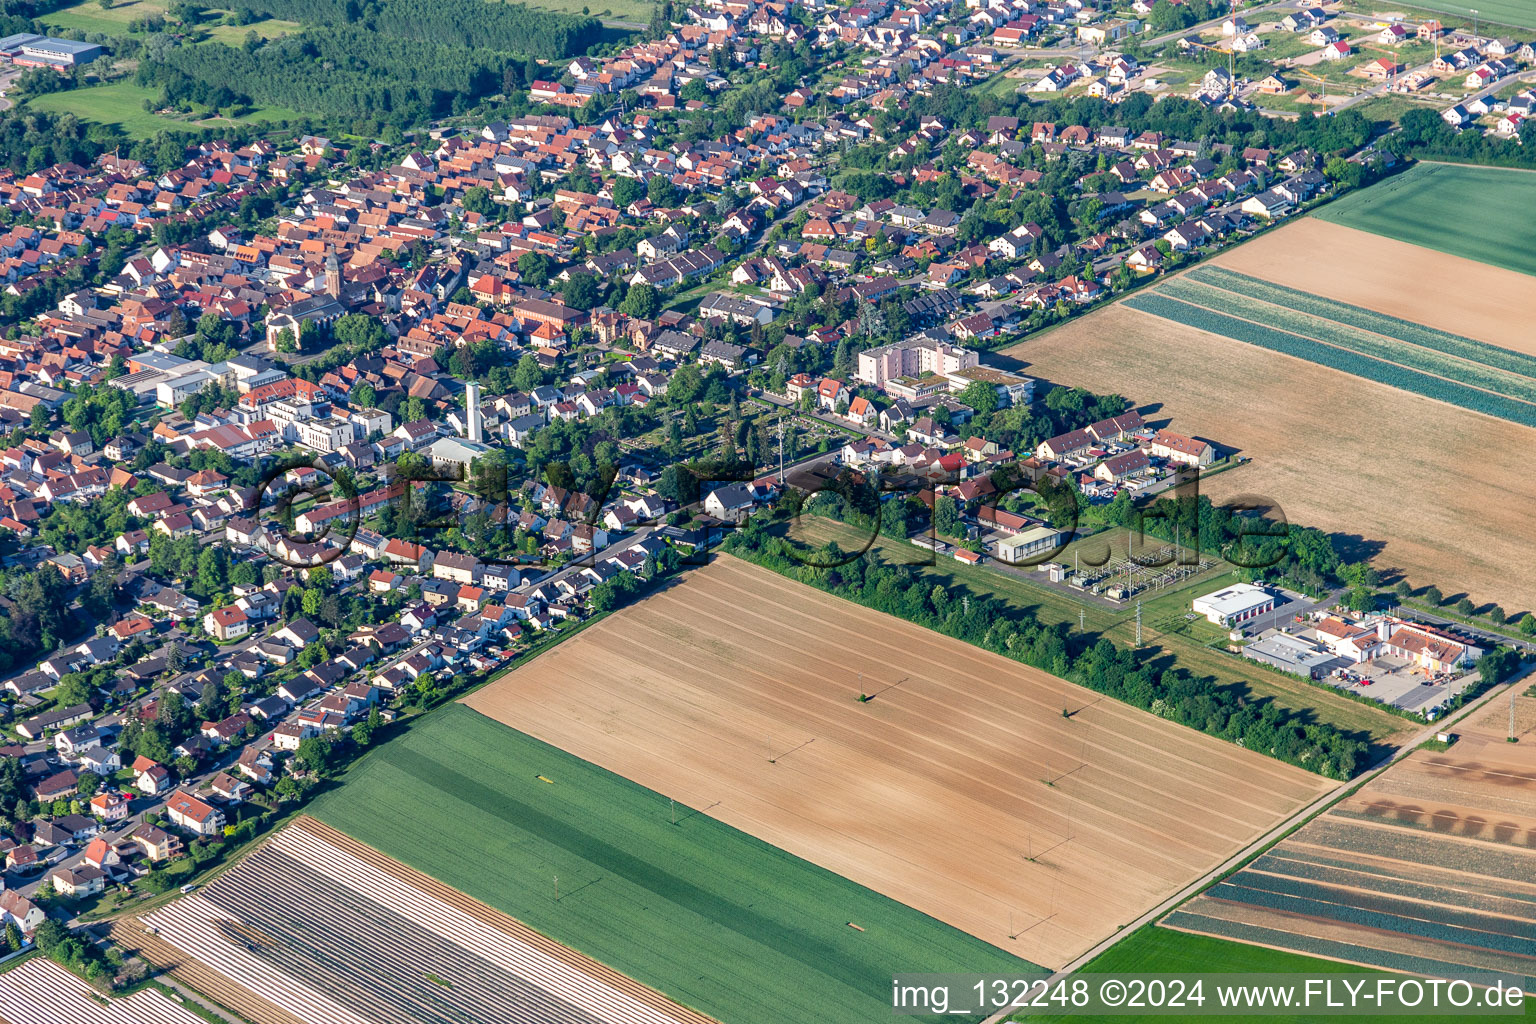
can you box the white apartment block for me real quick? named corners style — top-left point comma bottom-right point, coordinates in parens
top-left (295, 418), bottom-right (353, 453)
top-left (857, 336), bottom-right (979, 388)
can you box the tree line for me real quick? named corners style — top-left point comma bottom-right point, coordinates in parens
top-left (1387, 107), bottom-right (1536, 169)
top-left (143, 28), bottom-right (509, 123)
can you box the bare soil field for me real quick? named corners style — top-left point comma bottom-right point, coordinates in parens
top-left (1166, 725), bottom-right (1536, 987)
top-left (1215, 218), bottom-right (1536, 357)
top-left (999, 303), bottom-right (1536, 612)
top-left (464, 555), bottom-right (1333, 969)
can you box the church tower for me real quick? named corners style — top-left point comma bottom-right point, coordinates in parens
top-left (324, 251), bottom-right (341, 299)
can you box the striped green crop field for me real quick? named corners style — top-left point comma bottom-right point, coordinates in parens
top-left (1186, 266), bottom-right (1536, 381)
top-left (1126, 267), bottom-right (1536, 429)
top-left (1122, 292), bottom-right (1536, 429)
top-left (1311, 163), bottom-right (1536, 276)
top-left (1153, 278), bottom-right (1536, 405)
top-left (310, 704), bottom-right (1042, 1024)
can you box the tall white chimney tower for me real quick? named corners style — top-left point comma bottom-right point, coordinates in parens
top-left (465, 381), bottom-right (482, 442)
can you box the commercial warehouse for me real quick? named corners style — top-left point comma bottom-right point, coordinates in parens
top-left (1192, 582), bottom-right (1275, 627)
top-left (0, 34), bottom-right (105, 69)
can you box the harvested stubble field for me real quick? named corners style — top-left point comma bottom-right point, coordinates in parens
top-left (0, 957), bottom-right (206, 1024)
top-left (1215, 216), bottom-right (1536, 355)
top-left (1166, 734), bottom-right (1536, 989)
top-left (999, 301), bottom-right (1536, 612)
top-left (132, 817), bottom-right (712, 1024)
top-left (464, 554), bottom-right (1333, 970)
top-left (308, 701), bottom-right (1032, 1024)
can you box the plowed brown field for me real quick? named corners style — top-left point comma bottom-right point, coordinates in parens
top-left (464, 555), bottom-right (1333, 969)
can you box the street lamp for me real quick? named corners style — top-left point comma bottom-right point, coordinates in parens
top-left (1471, 8), bottom-right (1478, 37)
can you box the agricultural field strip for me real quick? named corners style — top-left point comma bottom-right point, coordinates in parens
top-left (700, 558), bottom-right (1314, 821)
top-left (317, 751), bottom-right (906, 1024)
top-left (1310, 162), bottom-right (1536, 279)
top-left (270, 827), bottom-right (688, 1024)
top-left (198, 842), bottom-right (625, 1024)
top-left (1277, 842), bottom-right (1536, 903)
top-left (543, 608), bottom-right (1168, 924)
top-left (621, 604), bottom-right (1280, 876)
top-left (142, 895), bottom-right (375, 1024)
top-left (467, 557), bottom-right (1325, 967)
top-left (1232, 859), bottom-right (1536, 933)
top-left (536, 616), bottom-right (1169, 948)
top-left (593, 591), bottom-right (1237, 861)
top-left (1332, 798), bottom-right (1536, 844)
top-left (1122, 293), bottom-right (1536, 429)
top-left (1246, 851), bottom-right (1536, 916)
top-left (1164, 747), bottom-right (1536, 988)
top-left (1186, 266), bottom-right (1536, 381)
top-left (1183, 884), bottom-right (1536, 975)
top-left (1184, 878), bottom-right (1536, 968)
top-left (522, 561), bottom-right (1321, 941)
top-left (1364, 763), bottom-right (1536, 819)
top-left (1276, 835), bottom-right (1536, 896)
top-left (149, 864), bottom-right (602, 1024)
top-left (268, 826), bottom-right (694, 1024)
top-left (310, 708), bottom-right (1036, 1024)
top-left (696, 560), bottom-right (1316, 823)
top-left (0, 958), bottom-right (207, 1024)
top-left (1160, 907), bottom-right (1527, 983)
top-left (145, 825), bottom-right (697, 1024)
top-left (1153, 278), bottom-right (1536, 405)
top-left (108, 919), bottom-right (315, 1024)
top-left (1307, 802), bottom-right (1536, 858)
top-left (634, 567), bottom-right (1296, 859)
top-left (1298, 817), bottom-right (1536, 884)
top-left (288, 818), bottom-right (716, 1024)
top-left (1211, 871), bottom-right (1535, 948)
top-left (1414, 756), bottom-right (1536, 786)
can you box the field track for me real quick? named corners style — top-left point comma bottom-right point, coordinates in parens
top-left (465, 554), bottom-right (1332, 969)
top-left (121, 817), bottom-right (715, 1024)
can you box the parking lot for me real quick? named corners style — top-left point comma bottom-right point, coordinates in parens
top-left (1320, 654), bottom-right (1476, 715)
